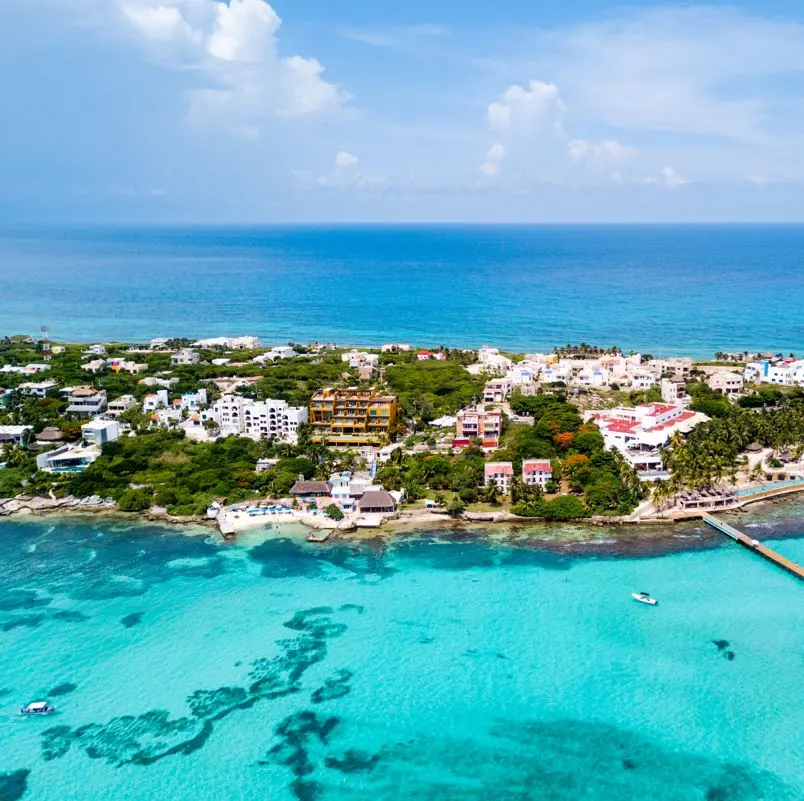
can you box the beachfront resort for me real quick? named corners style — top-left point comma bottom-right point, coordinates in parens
top-left (2, 334), bottom-right (804, 536)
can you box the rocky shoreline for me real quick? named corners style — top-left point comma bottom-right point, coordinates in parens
top-left (0, 495), bottom-right (216, 528)
top-left (1, 488), bottom-right (803, 553)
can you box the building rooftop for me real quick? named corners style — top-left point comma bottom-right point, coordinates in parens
top-left (290, 481), bottom-right (332, 496)
top-left (523, 459), bottom-right (552, 473)
top-left (485, 462), bottom-right (514, 475)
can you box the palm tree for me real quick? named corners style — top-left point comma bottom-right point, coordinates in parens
top-left (484, 482), bottom-right (501, 506)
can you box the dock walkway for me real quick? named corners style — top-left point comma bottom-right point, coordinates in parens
top-left (703, 515), bottom-right (804, 580)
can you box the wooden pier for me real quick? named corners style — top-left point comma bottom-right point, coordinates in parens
top-left (217, 514), bottom-right (235, 539)
top-left (703, 515), bottom-right (804, 580)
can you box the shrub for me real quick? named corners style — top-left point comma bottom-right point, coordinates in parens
top-left (118, 488), bottom-right (152, 513)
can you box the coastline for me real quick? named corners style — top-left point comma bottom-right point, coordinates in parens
top-left (2, 489), bottom-right (803, 563)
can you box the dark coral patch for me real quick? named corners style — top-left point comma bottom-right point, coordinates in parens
top-left (289, 778), bottom-right (323, 801)
top-left (262, 712), bottom-right (340, 800)
top-left (49, 683), bottom-right (77, 697)
top-left (0, 590), bottom-right (50, 612)
top-left (39, 607), bottom-right (349, 769)
top-left (325, 749), bottom-right (380, 774)
top-left (0, 769), bottom-right (30, 801)
top-left (51, 610), bottom-right (88, 623)
top-left (121, 613), bottom-right (143, 629)
top-left (1, 614), bottom-right (46, 632)
top-left (311, 670), bottom-right (352, 704)
top-left (187, 687), bottom-right (248, 719)
top-left (712, 640), bottom-right (730, 651)
top-left (249, 539), bottom-right (324, 579)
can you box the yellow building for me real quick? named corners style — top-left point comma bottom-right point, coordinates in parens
top-left (310, 387), bottom-right (398, 445)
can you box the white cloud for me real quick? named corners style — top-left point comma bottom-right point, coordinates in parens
top-left (480, 143), bottom-right (505, 177)
top-left (208, 0), bottom-right (280, 62)
top-left (487, 80), bottom-right (564, 133)
top-left (118, 0), bottom-right (349, 134)
top-left (340, 23), bottom-right (451, 49)
top-left (335, 151), bottom-right (359, 168)
top-left (659, 166), bottom-right (688, 188)
top-left (641, 166), bottom-right (689, 188)
top-left (481, 80), bottom-right (635, 183)
top-left (531, 7), bottom-right (804, 141)
top-left (121, 4), bottom-right (201, 44)
top-left (567, 139), bottom-right (636, 162)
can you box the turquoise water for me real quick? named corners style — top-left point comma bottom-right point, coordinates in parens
top-left (0, 506), bottom-right (802, 800)
top-left (1, 224), bottom-right (804, 356)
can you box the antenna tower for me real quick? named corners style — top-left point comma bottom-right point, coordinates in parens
top-left (41, 325), bottom-right (51, 361)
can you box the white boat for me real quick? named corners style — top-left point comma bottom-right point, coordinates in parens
top-left (20, 701), bottom-right (56, 715)
top-left (631, 591), bottom-right (658, 606)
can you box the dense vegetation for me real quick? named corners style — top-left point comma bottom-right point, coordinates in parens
top-left (384, 359), bottom-right (485, 422)
top-left (661, 396), bottom-right (804, 491)
top-left (372, 392), bottom-right (644, 518)
top-left (62, 432), bottom-right (328, 515)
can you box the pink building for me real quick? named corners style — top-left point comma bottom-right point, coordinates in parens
top-left (453, 407), bottom-right (502, 452)
top-left (485, 462), bottom-right (514, 493)
top-left (522, 459), bottom-right (553, 488)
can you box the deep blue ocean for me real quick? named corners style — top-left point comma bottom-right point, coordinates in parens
top-left (1, 224), bottom-right (802, 356)
top-left (0, 502), bottom-right (803, 800)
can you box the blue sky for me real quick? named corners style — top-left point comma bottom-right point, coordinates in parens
top-left (3, 0), bottom-right (804, 222)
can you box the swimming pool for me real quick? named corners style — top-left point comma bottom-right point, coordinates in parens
top-left (737, 480), bottom-right (804, 497)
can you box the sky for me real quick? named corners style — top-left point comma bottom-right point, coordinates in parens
top-left (2, 0), bottom-right (804, 223)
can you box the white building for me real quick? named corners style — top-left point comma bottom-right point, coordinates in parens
top-left (485, 462), bottom-right (514, 494)
top-left (470, 346), bottom-right (513, 376)
top-left (660, 378), bottom-right (689, 406)
top-left (505, 363), bottom-right (540, 386)
top-left (542, 365), bottom-right (571, 384)
top-left (0, 425), bottom-right (32, 446)
top-left (483, 378), bottom-right (513, 403)
top-left (744, 359), bottom-right (804, 387)
top-left (153, 407), bottom-right (183, 428)
top-left (708, 372), bottom-right (744, 396)
top-left (194, 336), bottom-right (260, 350)
top-left (36, 443), bottom-right (101, 473)
top-left (342, 350), bottom-right (380, 379)
top-left (522, 459), bottom-right (552, 489)
top-left (140, 376), bottom-right (179, 389)
top-left (142, 390), bottom-right (169, 412)
top-left (381, 344), bottom-right (411, 353)
top-left (180, 389), bottom-right (208, 411)
top-left (242, 400), bottom-right (307, 442)
top-left (83, 344), bottom-right (106, 357)
top-left (81, 419), bottom-right (121, 446)
top-left (575, 367), bottom-right (609, 389)
top-left (627, 369), bottom-right (657, 391)
top-left (209, 394), bottom-right (307, 442)
top-left (107, 359), bottom-right (147, 375)
top-left (107, 395), bottom-right (138, 417)
top-left (172, 349), bottom-right (200, 366)
top-left (585, 403), bottom-right (709, 463)
top-left (18, 380), bottom-right (58, 398)
top-left (82, 359), bottom-right (106, 374)
top-left (253, 346), bottom-right (297, 364)
top-left (647, 357), bottom-right (693, 379)
top-left (66, 387), bottom-right (107, 416)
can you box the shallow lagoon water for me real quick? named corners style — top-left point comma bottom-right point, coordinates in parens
top-left (0, 507), bottom-right (802, 800)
